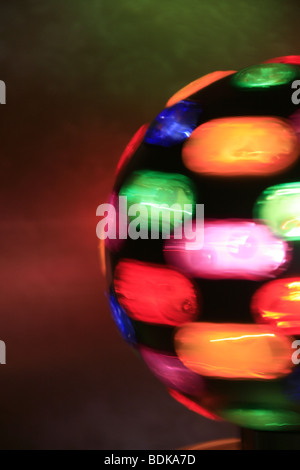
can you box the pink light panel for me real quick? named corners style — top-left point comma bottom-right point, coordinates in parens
top-left (164, 220), bottom-right (290, 280)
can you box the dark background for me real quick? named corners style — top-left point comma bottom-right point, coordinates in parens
top-left (0, 0), bottom-right (299, 449)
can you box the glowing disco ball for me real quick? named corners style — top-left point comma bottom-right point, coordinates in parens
top-left (101, 56), bottom-right (300, 433)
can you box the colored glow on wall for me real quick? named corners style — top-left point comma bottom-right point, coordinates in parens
top-left (116, 124), bottom-right (149, 176)
top-left (175, 323), bottom-right (293, 379)
top-left (264, 56), bottom-right (300, 65)
top-left (168, 389), bottom-right (221, 421)
top-left (164, 220), bottom-right (289, 280)
top-left (119, 170), bottom-right (195, 232)
top-left (144, 100), bottom-right (202, 147)
top-left (231, 63), bottom-right (298, 88)
top-left (220, 407), bottom-right (300, 431)
top-left (113, 260), bottom-right (200, 326)
top-left (254, 183), bottom-right (300, 241)
top-left (251, 278), bottom-right (300, 334)
top-left (166, 71), bottom-right (236, 107)
top-left (108, 288), bottom-right (137, 345)
top-left (139, 346), bottom-right (204, 395)
top-left (182, 117), bottom-right (299, 176)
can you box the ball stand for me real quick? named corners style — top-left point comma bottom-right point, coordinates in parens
top-left (182, 429), bottom-right (300, 450)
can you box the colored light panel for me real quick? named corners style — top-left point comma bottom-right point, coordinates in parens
top-left (113, 260), bottom-right (200, 326)
top-left (182, 117), bottom-right (299, 176)
top-left (231, 63), bottom-right (298, 88)
top-left (220, 407), bottom-right (300, 431)
top-left (264, 56), bottom-right (300, 66)
top-left (139, 346), bottom-right (204, 395)
top-left (144, 100), bottom-right (202, 147)
top-left (116, 123), bottom-right (149, 176)
top-left (175, 323), bottom-right (293, 379)
top-left (251, 278), bottom-right (300, 334)
top-left (164, 220), bottom-right (289, 280)
top-left (289, 110), bottom-right (300, 142)
top-left (168, 389), bottom-right (221, 421)
top-left (119, 170), bottom-right (195, 232)
top-left (166, 71), bottom-right (236, 107)
top-left (254, 183), bottom-right (300, 241)
top-left (283, 367), bottom-right (300, 402)
top-left (108, 288), bottom-right (136, 345)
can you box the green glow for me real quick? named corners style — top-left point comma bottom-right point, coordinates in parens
top-left (221, 407), bottom-right (300, 431)
top-left (119, 170), bottom-right (195, 233)
top-left (232, 63), bottom-right (298, 88)
top-left (254, 183), bottom-right (300, 241)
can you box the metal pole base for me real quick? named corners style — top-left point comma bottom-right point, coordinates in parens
top-left (241, 428), bottom-right (300, 450)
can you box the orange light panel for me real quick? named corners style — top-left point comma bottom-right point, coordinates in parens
top-left (251, 278), bottom-right (300, 334)
top-left (182, 117), bottom-right (299, 176)
top-left (166, 71), bottom-right (236, 107)
top-left (175, 323), bottom-right (293, 379)
top-left (98, 239), bottom-right (106, 277)
top-left (113, 260), bottom-right (200, 326)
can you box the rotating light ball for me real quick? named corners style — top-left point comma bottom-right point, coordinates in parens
top-left (101, 56), bottom-right (300, 432)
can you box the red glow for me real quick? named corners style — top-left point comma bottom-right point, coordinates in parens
top-left (166, 71), bottom-right (235, 107)
top-left (264, 56), bottom-right (300, 65)
top-left (168, 389), bottom-right (221, 421)
top-left (116, 124), bottom-right (148, 176)
top-left (251, 278), bottom-right (300, 334)
top-left (113, 259), bottom-right (200, 326)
